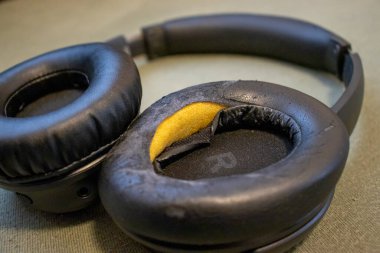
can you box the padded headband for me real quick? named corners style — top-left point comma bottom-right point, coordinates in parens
top-left (117, 14), bottom-right (363, 134)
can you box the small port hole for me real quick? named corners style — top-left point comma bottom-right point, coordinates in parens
top-left (77, 187), bottom-right (90, 198)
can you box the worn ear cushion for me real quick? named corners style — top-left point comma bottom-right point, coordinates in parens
top-left (0, 43), bottom-right (141, 183)
top-left (99, 80), bottom-right (349, 252)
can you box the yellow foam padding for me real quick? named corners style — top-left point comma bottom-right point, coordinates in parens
top-left (149, 102), bottom-right (226, 162)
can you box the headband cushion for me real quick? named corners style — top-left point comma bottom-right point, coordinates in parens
top-left (142, 14), bottom-right (350, 74)
top-left (0, 43), bottom-right (141, 183)
top-left (99, 80), bottom-right (349, 251)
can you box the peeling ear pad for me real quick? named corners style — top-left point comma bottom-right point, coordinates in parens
top-left (99, 80), bottom-right (349, 252)
top-left (0, 43), bottom-right (141, 212)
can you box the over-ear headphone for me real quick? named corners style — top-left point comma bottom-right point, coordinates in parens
top-left (0, 14), bottom-right (363, 253)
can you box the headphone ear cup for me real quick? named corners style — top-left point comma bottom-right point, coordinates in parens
top-left (0, 43), bottom-right (141, 212)
top-left (100, 80), bottom-right (349, 252)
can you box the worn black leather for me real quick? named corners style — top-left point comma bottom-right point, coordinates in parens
top-left (97, 14), bottom-right (363, 252)
top-left (0, 43), bottom-right (141, 183)
top-left (99, 81), bottom-right (349, 252)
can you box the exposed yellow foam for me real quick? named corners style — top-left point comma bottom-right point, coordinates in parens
top-left (149, 102), bottom-right (226, 162)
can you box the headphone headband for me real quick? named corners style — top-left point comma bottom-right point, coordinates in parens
top-left (114, 14), bottom-right (363, 134)
top-left (142, 14), bottom-right (349, 73)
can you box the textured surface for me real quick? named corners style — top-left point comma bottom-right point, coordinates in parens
top-left (0, 0), bottom-right (379, 252)
top-left (99, 80), bottom-right (349, 252)
top-left (149, 102), bottom-right (225, 161)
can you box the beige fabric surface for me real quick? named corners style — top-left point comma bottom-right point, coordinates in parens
top-left (0, 0), bottom-right (379, 252)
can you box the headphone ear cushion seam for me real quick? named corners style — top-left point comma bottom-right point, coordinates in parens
top-left (0, 131), bottom-right (123, 184)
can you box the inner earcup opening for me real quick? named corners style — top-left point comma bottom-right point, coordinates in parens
top-left (4, 70), bottom-right (89, 117)
top-left (154, 105), bottom-right (301, 180)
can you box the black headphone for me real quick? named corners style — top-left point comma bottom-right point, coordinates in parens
top-left (0, 14), bottom-right (363, 253)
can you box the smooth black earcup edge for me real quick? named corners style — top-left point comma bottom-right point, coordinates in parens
top-left (115, 192), bottom-right (333, 253)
